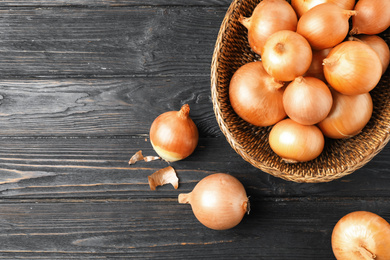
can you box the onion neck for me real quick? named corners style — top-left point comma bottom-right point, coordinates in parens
top-left (322, 58), bottom-right (337, 71)
top-left (239, 16), bottom-right (251, 29)
top-left (350, 26), bottom-right (359, 36)
top-left (244, 199), bottom-right (250, 215)
top-left (178, 104), bottom-right (190, 119)
top-left (343, 10), bottom-right (357, 19)
top-left (178, 193), bottom-right (191, 204)
top-left (357, 245), bottom-right (376, 260)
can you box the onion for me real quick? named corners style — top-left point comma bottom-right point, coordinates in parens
top-left (229, 61), bottom-right (286, 127)
top-left (332, 211), bottom-right (390, 260)
top-left (304, 48), bottom-right (331, 82)
top-left (262, 30), bottom-right (312, 82)
top-left (323, 41), bottom-right (382, 95)
top-left (297, 3), bottom-right (356, 50)
top-left (178, 173), bottom-right (249, 230)
top-left (149, 104), bottom-right (198, 162)
top-left (318, 89), bottom-right (373, 139)
top-left (283, 77), bottom-right (332, 125)
top-left (240, 0), bottom-right (297, 55)
top-left (291, 0), bottom-right (356, 18)
top-left (269, 118), bottom-right (324, 163)
top-left (351, 0), bottom-right (390, 35)
top-left (350, 35), bottom-right (390, 75)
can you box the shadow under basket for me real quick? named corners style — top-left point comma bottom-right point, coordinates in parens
top-left (211, 0), bottom-right (390, 183)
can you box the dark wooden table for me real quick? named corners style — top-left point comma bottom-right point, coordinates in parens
top-left (0, 0), bottom-right (388, 259)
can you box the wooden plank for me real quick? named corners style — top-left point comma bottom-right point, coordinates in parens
top-left (0, 197), bottom-right (388, 259)
top-left (0, 0), bottom-right (232, 7)
top-left (0, 7), bottom-right (226, 78)
top-left (0, 136), bottom-right (388, 199)
top-left (0, 78), bottom-right (218, 136)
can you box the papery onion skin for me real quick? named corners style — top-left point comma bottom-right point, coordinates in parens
top-left (262, 30), bottom-right (312, 82)
top-left (291, 0), bottom-right (355, 18)
top-left (318, 89), bottom-right (373, 139)
top-left (240, 0), bottom-right (297, 55)
top-left (150, 104), bottom-right (198, 162)
top-left (323, 41), bottom-right (382, 95)
top-left (351, 0), bottom-right (390, 35)
top-left (297, 3), bottom-right (356, 50)
top-left (269, 118), bottom-right (324, 163)
top-left (283, 77), bottom-right (332, 125)
top-left (332, 211), bottom-right (390, 260)
top-left (229, 61), bottom-right (286, 127)
top-left (351, 35), bottom-right (390, 75)
top-left (178, 173), bottom-right (249, 230)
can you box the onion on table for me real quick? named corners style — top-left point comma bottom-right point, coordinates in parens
top-left (332, 211), bottom-right (390, 260)
top-left (149, 104), bottom-right (198, 162)
top-left (178, 173), bottom-right (249, 230)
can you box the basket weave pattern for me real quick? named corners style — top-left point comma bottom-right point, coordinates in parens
top-left (211, 0), bottom-right (390, 183)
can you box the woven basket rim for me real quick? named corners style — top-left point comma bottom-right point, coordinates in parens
top-left (210, 0), bottom-right (390, 183)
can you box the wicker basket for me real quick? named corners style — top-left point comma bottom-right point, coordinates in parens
top-left (211, 0), bottom-right (390, 183)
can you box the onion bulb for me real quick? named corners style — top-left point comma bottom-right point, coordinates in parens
top-left (291, 0), bottom-right (356, 18)
top-left (323, 41), bottom-right (382, 95)
top-left (229, 61), bottom-right (286, 127)
top-left (178, 173), bottom-right (249, 230)
top-left (350, 0), bottom-right (390, 35)
top-left (149, 104), bottom-right (198, 162)
top-left (350, 35), bottom-right (390, 75)
top-left (297, 3), bottom-right (356, 50)
top-left (304, 48), bottom-right (331, 82)
top-left (262, 30), bottom-right (312, 82)
top-left (240, 0), bottom-right (297, 55)
top-left (318, 89), bottom-right (373, 139)
top-left (269, 118), bottom-right (324, 163)
top-left (283, 77), bottom-right (332, 125)
top-left (332, 211), bottom-right (390, 260)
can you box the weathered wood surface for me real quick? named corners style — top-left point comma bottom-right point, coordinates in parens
top-left (0, 197), bottom-right (388, 259)
top-left (0, 0), bottom-right (388, 259)
top-left (0, 7), bottom-right (225, 78)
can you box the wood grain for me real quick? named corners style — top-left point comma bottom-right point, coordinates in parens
top-left (0, 0), bottom-right (232, 7)
top-left (0, 197), bottom-right (388, 259)
top-left (0, 137), bottom-right (388, 199)
top-left (0, 78), bottom-right (218, 137)
top-left (0, 7), bottom-right (226, 78)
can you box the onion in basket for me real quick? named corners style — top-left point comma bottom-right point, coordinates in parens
top-left (229, 61), bottom-right (286, 127)
top-left (239, 0), bottom-right (297, 55)
top-left (269, 118), bottom-right (325, 163)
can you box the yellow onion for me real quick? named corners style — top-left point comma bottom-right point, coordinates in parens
top-left (351, 0), bottom-right (390, 35)
top-left (297, 3), bottom-right (356, 50)
top-left (269, 118), bottom-right (324, 163)
top-left (350, 35), bottom-right (390, 75)
top-left (149, 104), bottom-right (198, 162)
top-left (332, 211), bottom-right (390, 260)
top-left (318, 89), bottom-right (372, 139)
top-left (229, 61), bottom-right (286, 127)
top-left (323, 41), bottom-right (382, 95)
top-left (304, 48), bottom-right (332, 82)
top-left (240, 0), bottom-right (297, 55)
top-left (291, 0), bottom-right (356, 18)
top-left (262, 30), bottom-right (312, 82)
top-left (283, 77), bottom-right (332, 125)
top-left (178, 173), bottom-right (249, 230)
